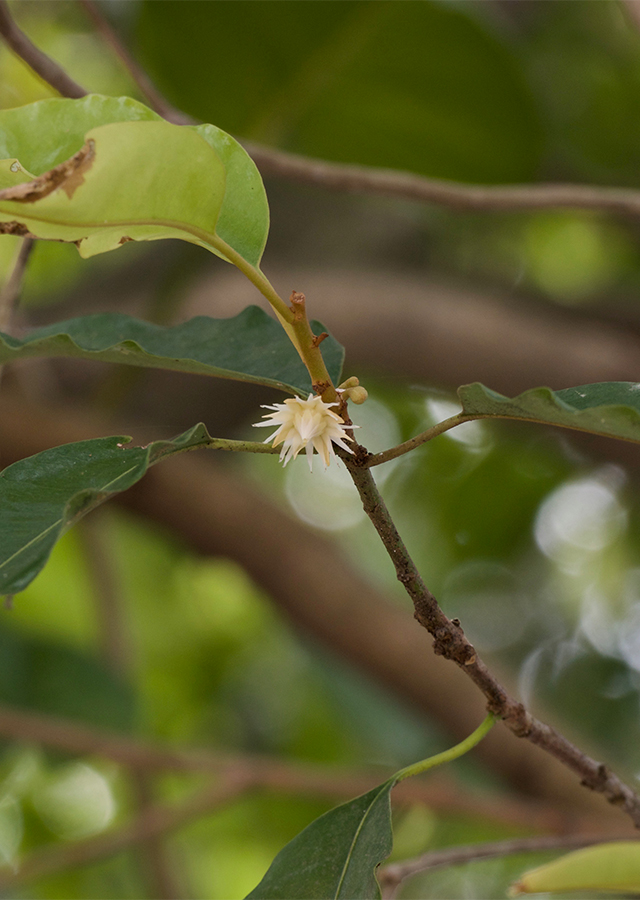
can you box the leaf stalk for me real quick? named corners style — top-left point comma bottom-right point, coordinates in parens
top-left (212, 241), bottom-right (337, 400)
top-left (393, 714), bottom-right (495, 783)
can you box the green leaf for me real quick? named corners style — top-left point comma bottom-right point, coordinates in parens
top-left (244, 716), bottom-right (493, 899)
top-left (510, 841), bottom-right (640, 894)
top-left (194, 122), bottom-right (269, 268)
top-left (245, 780), bottom-right (394, 900)
top-left (138, 0), bottom-right (542, 184)
top-left (458, 381), bottom-right (640, 444)
top-left (0, 95), bottom-right (269, 266)
top-left (0, 94), bottom-right (159, 174)
top-left (0, 424), bottom-right (213, 598)
top-left (0, 307), bottom-right (344, 396)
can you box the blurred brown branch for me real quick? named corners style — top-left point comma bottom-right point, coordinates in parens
top-left (245, 145), bottom-right (640, 217)
top-left (0, 0), bottom-right (85, 98)
top-left (0, 238), bottom-right (33, 335)
top-left (77, 0), bottom-right (190, 125)
top-left (199, 268), bottom-right (640, 397)
top-left (378, 833), bottom-right (639, 899)
top-left (0, 701), bottom-right (561, 833)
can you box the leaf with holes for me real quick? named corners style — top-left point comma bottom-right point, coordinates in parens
top-left (0, 307), bottom-right (343, 396)
top-left (458, 381), bottom-right (640, 444)
top-left (0, 94), bottom-right (269, 266)
top-left (245, 780), bottom-right (394, 900)
top-left (0, 424), bottom-right (213, 598)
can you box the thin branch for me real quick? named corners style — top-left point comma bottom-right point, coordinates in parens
top-left (0, 237), bottom-right (34, 334)
top-left (79, 512), bottom-right (132, 675)
top-left (0, 1), bottom-right (86, 98)
top-left (130, 773), bottom-right (187, 900)
top-left (0, 237), bottom-right (35, 390)
top-left (245, 142), bottom-right (640, 216)
top-left (0, 775), bottom-right (251, 890)
top-left (77, 0), bottom-right (190, 125)
top-left (367, 413), bottom-right (471, 467)
top-left (378, 833), bottom-right (639, 900)
top-left (344, 459), bottom-right (640, 828)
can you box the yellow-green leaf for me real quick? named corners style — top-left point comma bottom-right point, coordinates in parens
top-left (510, 841), bottom-right (640, 895)
top-left (0, 95), bottom-right (269, 267)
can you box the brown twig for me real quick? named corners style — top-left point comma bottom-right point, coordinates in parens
top-left (77, 0), bottom-right (190, 125)
top-left (0, 1), bottom-right (86, 98)
top-left (244, 142), bottom-right (640, 217)
top-left (378, 833), bottom-right (639, 900)
top-left (0, 775), bottom-right (250, 890)
top-left (345, 460), bottom-right (640, 828)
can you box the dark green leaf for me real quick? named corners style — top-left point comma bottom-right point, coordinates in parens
top-left (0, 424), bottom-right (213, 598)
top-left (245, 780), bottom-right (394, 900)
top-left (138, 0), bottom-right (542, 183)
top-left (0, 95), bottom-right (269, 267)
top-left (0, 626), bottom-right (135, 733)
top-left (0, 307), bottom-right (344, 396)
top-left (458, 381), bottom-right (640, 444)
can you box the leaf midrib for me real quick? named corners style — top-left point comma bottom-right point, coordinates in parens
top-left (333, 782), bottom-right (391, 899)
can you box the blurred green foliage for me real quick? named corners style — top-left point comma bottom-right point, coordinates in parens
top-left (137, 0), bottom-right (543, 184)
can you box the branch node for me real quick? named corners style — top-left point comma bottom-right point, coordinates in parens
top-left (312, 380), bottom-right (331, 398)
top-left (289, 290), bottom-right (306, 322)
top-left (311, 331), bottom-right (329, 348)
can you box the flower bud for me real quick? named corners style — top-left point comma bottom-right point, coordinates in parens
top-left (338, 376), bottom-right (360, 390)
top-left (346, 386), bottom-right (368, 405)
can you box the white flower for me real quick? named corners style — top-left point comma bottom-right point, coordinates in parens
top-left (253, 394), bottom-right (356, 470)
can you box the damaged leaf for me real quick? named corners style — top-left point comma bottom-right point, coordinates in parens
top-left (0, 94), bottom-right (269, 266)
